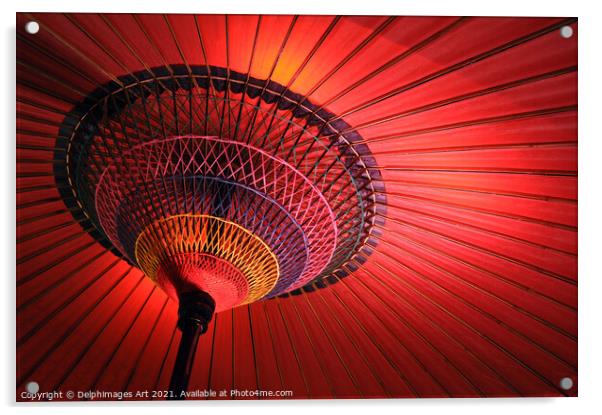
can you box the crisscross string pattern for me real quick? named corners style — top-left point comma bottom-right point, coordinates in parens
top-left (135, 215), bottom-right (279, 311)
top-left (56, 66), bottom-right (383, 305)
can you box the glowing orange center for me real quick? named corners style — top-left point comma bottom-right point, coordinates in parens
top-left (135, 214), bottom-right (280, 311)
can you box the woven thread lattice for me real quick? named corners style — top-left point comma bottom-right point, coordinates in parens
top-left (55, 65), bottom-right (385, 306)
top-left (155, 253), bottom-right (249, 312)
top-left (96, 136), bottom-right (336, 295)
top-left (136, 214), bottom-right (279, 308)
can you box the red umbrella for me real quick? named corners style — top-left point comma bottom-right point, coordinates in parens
top-left (16, 13), bottom-right (577, 400)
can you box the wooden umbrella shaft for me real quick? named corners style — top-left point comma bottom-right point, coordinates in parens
top-left (168, 290), bottom-right (215, 400)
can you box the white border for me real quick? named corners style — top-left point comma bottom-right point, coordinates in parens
top-left (3, 1), bottom-right (602, 414)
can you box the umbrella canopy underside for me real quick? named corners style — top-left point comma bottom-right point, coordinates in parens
top-left (16, 13), bottom-right (577, 399)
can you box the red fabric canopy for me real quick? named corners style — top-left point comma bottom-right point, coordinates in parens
top-left (16, 13), bottom-right (577, 399)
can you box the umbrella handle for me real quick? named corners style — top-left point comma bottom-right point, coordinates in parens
top-left (168, 290), bottom-right (215, 400)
